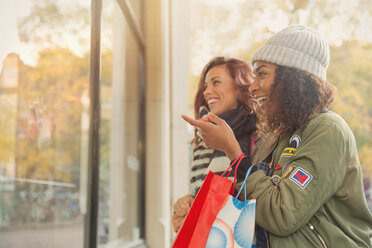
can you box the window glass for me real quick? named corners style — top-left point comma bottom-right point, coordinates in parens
top-left (0, 0), bottom-right (90, 247)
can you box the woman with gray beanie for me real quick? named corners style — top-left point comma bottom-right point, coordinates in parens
top-left (182, 26), bottom-right (372, 247)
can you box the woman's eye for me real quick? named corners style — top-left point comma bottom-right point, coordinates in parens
top-left (213, 80), bottom-right (220, 85)
top-left (258, 72), bottom-right (265, 77)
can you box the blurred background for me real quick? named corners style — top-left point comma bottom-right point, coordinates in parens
top-left (0, 0), bottom-right (371, 247)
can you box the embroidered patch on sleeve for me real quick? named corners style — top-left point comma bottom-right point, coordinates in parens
top-left (281, 147), bottom-right (296, 157)
top-left (274, 163), bottom-right (281, 171)
top-left (289, 167), bottom-right (313, 189)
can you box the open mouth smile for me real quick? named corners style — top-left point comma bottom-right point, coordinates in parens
top-left (255, 96), bottom-right (268, 106)
top-left (207, 98), bottom-right (219, 107)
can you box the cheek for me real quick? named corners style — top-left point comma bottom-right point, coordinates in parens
top-left (228, 88), bottom-right (239, 103)
top-left (268, 93), bottom-right (281, 114)
top-left (229, 93), bottom-right (239, 108)
top-left (259, 78), bottom-right (265, 88)
top-left (262, 78), bottom-right (275, 93)
top-left (219, 91), bottom-right (238, 110)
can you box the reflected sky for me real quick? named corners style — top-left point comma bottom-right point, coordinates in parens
top-left (0, 0), bottom-right (90, 70)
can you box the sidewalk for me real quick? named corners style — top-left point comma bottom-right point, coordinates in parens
top-left (0, 223), bottom-right (83, 248)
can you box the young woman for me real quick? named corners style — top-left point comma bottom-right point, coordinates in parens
top-left (183, 26), bottom-right (372, 247)
top-left (172, 57), bottom-right (272, 235)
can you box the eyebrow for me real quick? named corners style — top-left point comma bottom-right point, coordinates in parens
top-left (210, 76), bottom-right (221, 81)
top-left (204, 76), bottom-right (222, 85)
top-left (254, 65), bottom-right (268, 72)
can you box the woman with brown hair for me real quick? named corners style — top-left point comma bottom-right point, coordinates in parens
top-left (183, 26), bottom-right (372, 247)
top-left (172, 56), bottom-right (271, 235)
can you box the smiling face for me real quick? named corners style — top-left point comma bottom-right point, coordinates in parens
top-left (250, 61), bottom-right (280, 116)
top-left (203, 65), bottom-right (239, 115)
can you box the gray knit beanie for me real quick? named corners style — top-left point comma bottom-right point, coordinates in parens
top-left (251, 25), bottom-right (330, 81)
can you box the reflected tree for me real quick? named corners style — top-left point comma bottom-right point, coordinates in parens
top-left (3, 0), bottom-right (116, 225)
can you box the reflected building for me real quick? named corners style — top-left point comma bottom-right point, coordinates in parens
top-left (0, 53), bottom-right (20, 179)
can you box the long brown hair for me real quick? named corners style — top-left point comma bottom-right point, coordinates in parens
top-left (263, 66), bottom-right (337, 135)
top-left (193, 56), bottom-right (255, 144)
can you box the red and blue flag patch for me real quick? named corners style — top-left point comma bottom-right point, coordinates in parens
top-left (289, 167), bottom-right (312, 189)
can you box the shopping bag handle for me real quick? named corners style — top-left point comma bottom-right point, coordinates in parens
top-left (236, 165), bottom-right (253, 201)
top-left (221, 153), bottom-right (245, 177)
top-left (235, 133), bottom-right (256, 200)
top-left (221, 153), bottom-right (246, 189)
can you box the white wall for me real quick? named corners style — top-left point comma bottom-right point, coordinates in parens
top-left (145, 0), bottom-right (190, 247)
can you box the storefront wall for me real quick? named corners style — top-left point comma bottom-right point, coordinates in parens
top-left (145, 0), bottom-right (190, 247)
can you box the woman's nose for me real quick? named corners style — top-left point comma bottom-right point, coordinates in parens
top-left (203, 84), bottom-right (212, 97)
top-left (249, 80), bottom-right (258, 95)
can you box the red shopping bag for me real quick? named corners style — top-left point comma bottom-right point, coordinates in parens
top-left (172, 154), bottom-right (246, 248)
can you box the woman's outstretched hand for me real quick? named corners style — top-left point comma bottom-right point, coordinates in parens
top-left (181, 112), bottom-right (242, 160)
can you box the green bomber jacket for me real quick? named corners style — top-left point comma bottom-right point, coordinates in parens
top-left (239, 111), bottom-right (372, 248)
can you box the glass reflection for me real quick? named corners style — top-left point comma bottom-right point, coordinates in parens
top-left (0, 0), bottom-right (90, 247)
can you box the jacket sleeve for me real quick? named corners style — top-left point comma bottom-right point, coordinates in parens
top-left (245, 119), bottom-right (348, 236)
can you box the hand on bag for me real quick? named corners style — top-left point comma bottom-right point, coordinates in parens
top-left (172, 195), bottom-right (193, 233)
top-left (172, 213), bottom-right (186, 233)
top-left (173, 195), bottom-right (194, 217)
top-left (182, 113), bottom-right (242, 160)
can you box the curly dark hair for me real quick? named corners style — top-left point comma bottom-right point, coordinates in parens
top-left (262, 66), bottom-right (337, 135)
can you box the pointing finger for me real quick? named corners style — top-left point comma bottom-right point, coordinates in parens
top-left (200, 116), bottom-right (212, 122)
top-left (181, 115), bottom-right (205, 128)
